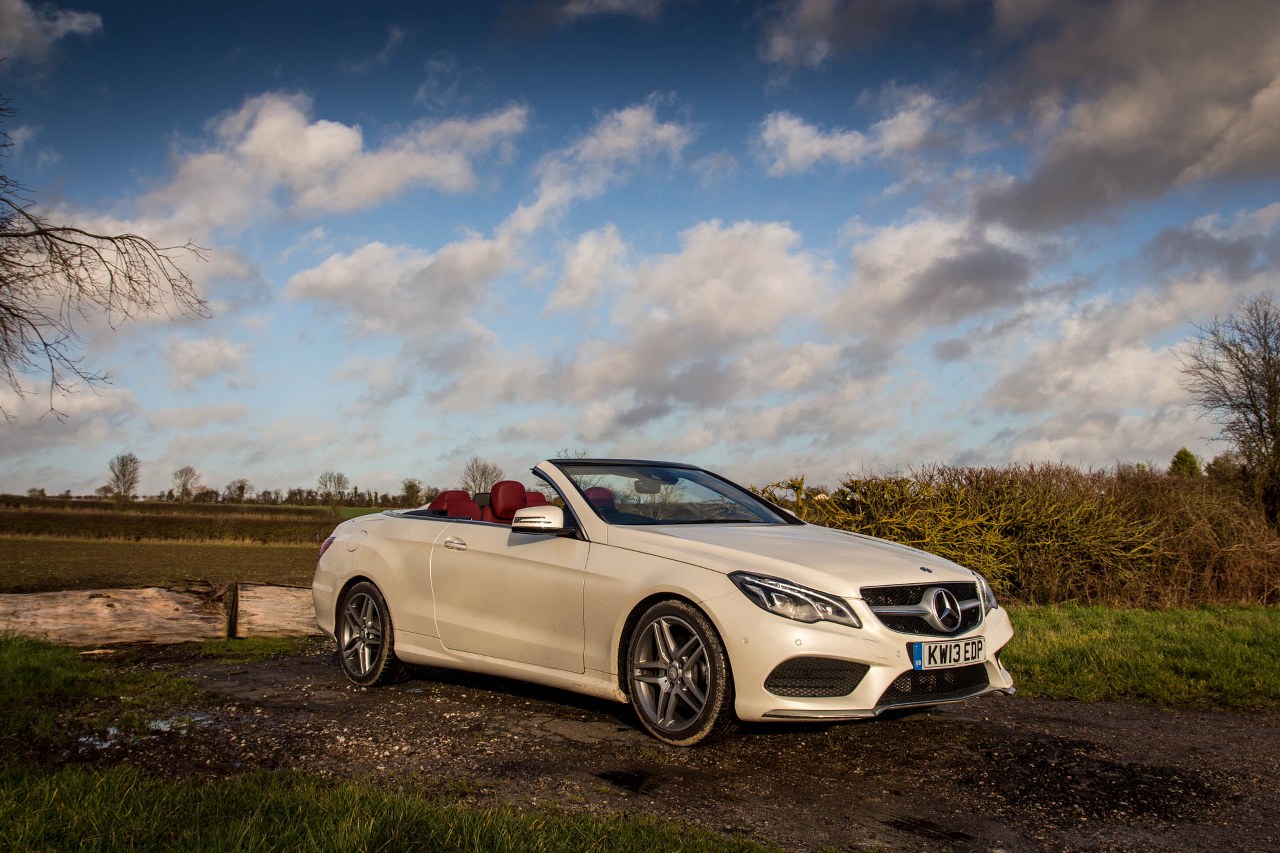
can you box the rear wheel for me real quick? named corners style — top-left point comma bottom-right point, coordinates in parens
top-left (627, 599), bottom-right (734, 746)
top-left (337, 581), bottom-right (405, 686)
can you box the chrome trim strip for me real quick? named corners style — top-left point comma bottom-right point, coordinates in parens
top-left (762, 709), bottom-right (878, 720)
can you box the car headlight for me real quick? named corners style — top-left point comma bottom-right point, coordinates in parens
top-left (974, 572), bottom-right (999, 613)
top-left (729, 572), bottom-right (861, 628)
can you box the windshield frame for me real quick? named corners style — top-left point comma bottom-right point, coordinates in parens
top-left (549, 459), bottom-right (803, 527)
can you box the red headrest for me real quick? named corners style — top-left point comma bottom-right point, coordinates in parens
top-left (428, 489), bottom-right (469, 510)
top-left (525, 491), bottom-right (549, 506)
top-left (446, 499), bottom-right (481, 520)
top-left (585, 487), bottom-right (615, 509)
top-left (489, 480), bottom-right (528, 522)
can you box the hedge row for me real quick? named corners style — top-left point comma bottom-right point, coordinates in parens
top-left (0, 508), bottom-right (338, 544)
top-left (761, 464), bottom-right (1280, 607)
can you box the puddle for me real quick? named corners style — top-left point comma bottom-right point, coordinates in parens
top-left (78, 711), bottom-right (216, 751)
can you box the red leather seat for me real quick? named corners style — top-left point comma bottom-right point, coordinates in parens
top-left (428, 490), bottom-right (469, 512)
top-left (446, 499), bottom-right (481, 521)
top-left (584, 487), bottom-right (615, 510)
top-left (486, 480), bottom-right (528, 524)
top-left (525, 491), bottom-right (549, 506)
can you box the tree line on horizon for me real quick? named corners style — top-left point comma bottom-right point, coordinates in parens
top-left (21, 455), bottom-right (514, 511)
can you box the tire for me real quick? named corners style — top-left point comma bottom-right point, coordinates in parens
top-left (336, 581), bottom-right (405, 686)
top-left (626, 599), bottom-right (735, 746)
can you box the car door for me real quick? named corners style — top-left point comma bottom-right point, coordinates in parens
top-left (430, 521), bottom-right (590, 673)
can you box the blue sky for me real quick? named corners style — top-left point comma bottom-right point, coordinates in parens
top-left (3, 0), bottom-right (1279, 497)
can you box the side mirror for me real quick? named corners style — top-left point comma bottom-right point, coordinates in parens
top-left (511, 505), bottom-right (575, 536)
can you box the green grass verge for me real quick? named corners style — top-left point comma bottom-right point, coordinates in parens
top-left (0, 765), bottom-right (769, 853)
top-left (1003, 604), bottom-right (1280, 709)
top-left (195, 636), bottom-right (315, 662)
top-left (0, 634), bottom-right (201, 755)
top-left (0, 537), bottom-right (317, 593)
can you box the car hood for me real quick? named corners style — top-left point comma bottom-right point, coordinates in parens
top-left (604, 522), bottom-right (976, 596)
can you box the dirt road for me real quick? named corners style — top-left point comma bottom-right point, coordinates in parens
top-left (94, 640), bottom-right (1278, 852)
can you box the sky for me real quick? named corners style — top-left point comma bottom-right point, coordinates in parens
top-left (2, 0), bottom-right (1279, 497)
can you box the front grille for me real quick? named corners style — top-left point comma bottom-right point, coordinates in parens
top-left (877, 663), bottom-right (989, 708)
top-left (764, 657), bottom-right (870, 698)
top-left (861, 582), bottom-right (983, 637)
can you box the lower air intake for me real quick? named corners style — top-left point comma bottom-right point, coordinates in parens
top-left (877, 663), bottom-right (989, 708)
top-left (764, 657), bottom-right (870, 698)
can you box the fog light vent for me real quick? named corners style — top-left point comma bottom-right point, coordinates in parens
top-left (764, 657), bottom-right (870, 698)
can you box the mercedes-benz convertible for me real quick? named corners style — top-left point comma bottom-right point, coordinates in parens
top-left (312, 458), bottom-right (1014, 745)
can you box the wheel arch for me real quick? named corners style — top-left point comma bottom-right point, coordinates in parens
top-left (335, 574), bottom-right (378, 624)
top-left (614, 592), bottom-right (718, 699)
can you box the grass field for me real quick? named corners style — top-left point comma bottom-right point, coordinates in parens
top-left (338, 506), bottom-right (387, 520)
top-left (0, 537), bottom-right (316, 593)
top-left (0, 765), bottom-right (771, 852)
top-left (1003, 604), bottom-right (1280, 709)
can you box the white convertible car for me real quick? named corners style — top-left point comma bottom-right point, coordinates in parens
top-left (312, 458), bottom-right (1014, 746)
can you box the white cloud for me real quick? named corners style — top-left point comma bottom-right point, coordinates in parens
top-left (691, 150), bottom-right (738, 186)
top-left (547, 224), bottom-right (629, 312)
top-left (550, 219), bottom-right (833, 432)
top-left (149, 403), bottom-right (250, 430)
top-left (502, 99), bottom-right (693, 238)
top-left (759, 112), bottom-right (873, 175)
top-left (0, 386), bottom-right (139, 459)
top-left (286, 237), bottom-right (509, 366)
top-left (332, 356), bottom-right (413, 407)
top-left (758, 94), bottom-right (938, 176)
top-left (0, 0), bottom-right (100, 65)
top-left (830, 215), bottom-right (1038, 344)
top-left (164, 335), bottom-right (253, 390)
top-left (150, 93), bottom-right (530, 231)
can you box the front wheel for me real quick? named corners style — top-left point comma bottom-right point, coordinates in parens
top-left (626, 600), bottom-right (734, 746)
top-left (337, 581), bottom-right (405, 686)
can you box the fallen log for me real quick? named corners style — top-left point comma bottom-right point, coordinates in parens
top-left (0, 587), bottom-right (225, 645)
top-left (234, 583), bottom-right (320, 639)
top-left (0, 583), bottom-right (322, 646)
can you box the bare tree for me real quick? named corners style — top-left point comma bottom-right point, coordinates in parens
top-left (317, 470), bottom-right (350, 500)
top-left (223, 478), bottom-right (254, 503)
top-left (0, 97), bottom-right (206, 418)
top-left (107, 452), bottom-right (140, 503)
top-left (317, 470), bottom-right (350, 516)
top-left (172, 465), bottom-right (201, 503)
top-left (1180, 292), bottom-right (1280, 522)
top-left (458, 456), bottom-right (504, 494)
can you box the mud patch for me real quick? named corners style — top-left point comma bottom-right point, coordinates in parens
top-left (964, 733), bottom-right (1223, 826)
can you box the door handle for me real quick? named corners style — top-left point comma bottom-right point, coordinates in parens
top-left (442, 537), bottom-right (467, 552)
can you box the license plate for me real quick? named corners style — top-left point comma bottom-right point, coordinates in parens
top-left (911, 637), bottom-right (985, 670)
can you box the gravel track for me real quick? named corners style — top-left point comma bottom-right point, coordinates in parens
top-left (84, 639), bottom-right (1279, 852)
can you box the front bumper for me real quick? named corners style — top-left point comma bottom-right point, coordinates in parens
top-left (708, 591), bottom-right (1016, 723)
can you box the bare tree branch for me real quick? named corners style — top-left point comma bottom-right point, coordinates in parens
top-left (458, 456), bottom-right (504, 494)
top-left (0, 96), bottom-right (208, 419)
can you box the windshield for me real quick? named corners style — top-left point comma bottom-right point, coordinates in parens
top-left (556, 462), bottom-right (792, 526)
